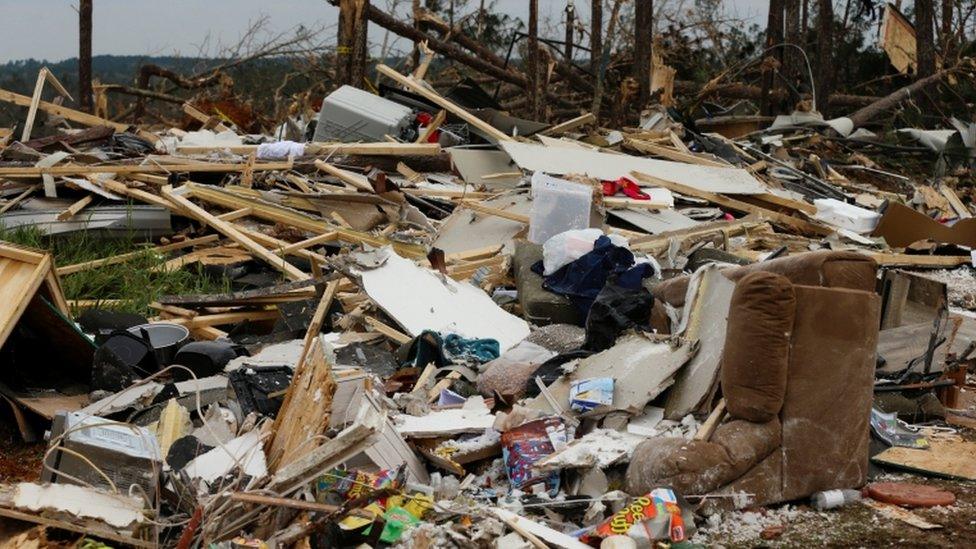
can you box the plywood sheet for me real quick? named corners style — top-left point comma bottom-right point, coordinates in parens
top-left (873, 440), bottom-right (976, 480)
top-left (500, 141), bottom-right (767, 195)
top-left (357, 248), bottom-right (530, 352)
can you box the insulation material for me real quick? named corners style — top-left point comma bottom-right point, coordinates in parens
top-left (11, 483), bottom-right (145, 529)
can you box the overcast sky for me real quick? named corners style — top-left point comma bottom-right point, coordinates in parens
top-left (0, 0), bottom-right (769, 63)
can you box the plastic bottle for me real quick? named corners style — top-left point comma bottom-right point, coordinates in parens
top-left (811, 489), bottom-right (862, 510)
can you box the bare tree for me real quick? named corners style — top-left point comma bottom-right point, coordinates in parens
top-left (634, 0), bottom-right (653, 107)
top-left (79, 0), bottom-right (93, 112)
top-left (815, 0), bottom-right (833, 115)
top-left (760, 0), bottom-right (784, 115)
top-left (917, 0), bottom-right (936, 77)
top-left (591, 0), bottom-right (603, 73)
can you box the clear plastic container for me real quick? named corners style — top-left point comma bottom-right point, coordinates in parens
top-left (528, 172), bottom-right (593, 244)
top-left (811, 489), bottom-right (861, 510)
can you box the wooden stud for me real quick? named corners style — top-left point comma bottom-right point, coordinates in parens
top-left (55, 195), bottom-right (93, 221)
top-left (163, 187), bottom-right (310, 281)
top-left (375, 64), bottom-right (512, 142)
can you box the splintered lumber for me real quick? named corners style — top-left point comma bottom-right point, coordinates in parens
top-left (56, 234), bottom-right (220, 275)
top-left (185, 183), bottom-right (427, 258)
top-left (158, 278), bottom-right (322, 307)
top-left (375, 64), bottom-right (512, 142)
top-left (182, 102), bottom-right (232, 133)
top-left (158, 310), bottom-right (280, 327)
top-left (0, 160), bottom-right (293, 178)
top-left (175, 142), bottom-right (441, 156)
top-left (459, 200), bottom-right (530, 223)
top-left (267, 282), bottom-right (339, 471)
top-left (22, 68), bottom-right (73, 142)
top-left (628, 218), bottom-right (764, 254)
top-left (630, 171), bottom-right (833, 236)
top-left (541, 112), bottom-right (597, 136)
top-left (314, 160), bottom-right (374, 192)
top-left (416, 110), bottom-right (446, 143)
top-left (55, 195), bottom-right (94, 221)
top-left (0, 184), bottom-right (40, 214)
top-left (162, 187), bottom-right (310, 281)
top-left (867, 253), bottom-right (973, 268)
top-left (624, 137), bottom-right (728, 167)
top-left (0, 86), bottom-right (159, 144)
top-left (694, 398), bottom-right (727, 442)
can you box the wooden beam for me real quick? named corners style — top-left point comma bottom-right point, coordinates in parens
top-left (313, 160), bottom-right (374, 192)
top-left (158, 309), bottom-right (279, 327)
top-left (459, 200), bottom-right (530, 223)
top-left (416, 110), bottom-right (446, 143)
top-left (375, 64), bottom-right (512, 142)
top-left (630, 171), bottom-right (833, 236)
top-left (867, 253), bottom-right (973, 267)
top-left (0, 160), bottom-right (293, 178)
top-left (162, 187), bottom-right (310, 281)
top-left (541, 112), bottom-right (596, 136)
top-left (0, 86), bottom-right (158, 143)
top-left (55, 194), bottom-right (93, 221)
top-left (22, 68), bottom-right (74, 142)
top-left (624, 138), bottom-right (728, 168)
top-left (0, 184), bottom-right (40, 214)
top-left (175, 142), bottom-right (441, 156)
top-left (56, 234), bottom-right (220, 275)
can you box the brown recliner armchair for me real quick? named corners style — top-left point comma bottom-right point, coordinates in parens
top-left (627, 252), bottom-right (880, 507)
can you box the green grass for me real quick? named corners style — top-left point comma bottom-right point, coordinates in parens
top-left (0, 226), bottom-right (230, 317)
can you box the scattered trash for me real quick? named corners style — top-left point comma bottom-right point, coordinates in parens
top-left (1, 4), bottom-right (975, 544)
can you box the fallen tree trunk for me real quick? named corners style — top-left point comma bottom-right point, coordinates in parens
top-left (846, 68), bottom-right (950, 129)
top-left (674, 80), bottom-right (880, 108)
top-left (417, 9), bottom-right (594, 94)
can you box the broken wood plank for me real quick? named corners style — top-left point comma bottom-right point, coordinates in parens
top-left (376, 64), bottom-right (512, 142)
top-left (55, 195), bottom-right (93, 221)
top-left (21, 68), bottom-right (73, 142)
top-left (867, 253), bottom-right (973, 268)
top-left (416, 110), bottom-right (446, 144)
top-left (459, 200), bottom-right (530, 224)
top-left (313, 160), bottom-right (374, 192)
top-left (267, 336), bottom-right (337, 471)
top-left (56, 234), bottom-right (220, 276)
top-left (631, 171), bottom-right (833, 236)
top-left (541, 112), bottom-right (596, 136)
top-left (0, 86), bottom-right (158, 144)
top-left (0, 160), bottom-right (293, 178)
top-left (162, 186), bottom-right (310, 281)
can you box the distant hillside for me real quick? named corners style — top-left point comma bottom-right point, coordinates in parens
top-left (0, 55), bottom-right (321, 129)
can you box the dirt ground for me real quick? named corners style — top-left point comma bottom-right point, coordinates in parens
top-left (1, 411), bottom-right (974, 547)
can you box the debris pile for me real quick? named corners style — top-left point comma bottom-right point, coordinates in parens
top-left (2, 33), bottom-right (976, 549)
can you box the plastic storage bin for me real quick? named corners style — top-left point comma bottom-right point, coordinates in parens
top-left (528, 172), bottom-right (593, 244)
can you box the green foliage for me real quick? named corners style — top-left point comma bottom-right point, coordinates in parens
top-left (0, 226), bottom-right (230, 317)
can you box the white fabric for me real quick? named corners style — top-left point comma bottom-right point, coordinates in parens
top-left (256, 140), bottom-right (305, 159)
top-left (542, 229), bottom-right (628, 275)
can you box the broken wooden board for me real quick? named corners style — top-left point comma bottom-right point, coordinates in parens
top-left (266, 337), bottom-right (337, 472)
top-left (863, 499), bottom-right (942, 530)
top-left (534, 429), bottom-right (644, 471)
top-left (872, 440), bottom-right (976, 481)
top-left (664, 266), bottom-right (734, 419)
top-left (355, 247), bottom-right (530, 352)
top-left (528, 333), bottom-right (696, 416)
top-left (448, 148), bottom-right (521, 188)
top-left (0, 242), bottom-right (73, 352)
top-left (393, 399), bottom-right (495, 438)
top-left (491, 508), bottom-right (590, 549)
top-left (500, 141), bottom-right (767, 195)
top-left (880, 3), bottom-right (917, 75)
top-left (433, 191), bottom-right (530, 255)
top-left (158, 277), bottom-right (321, 307)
